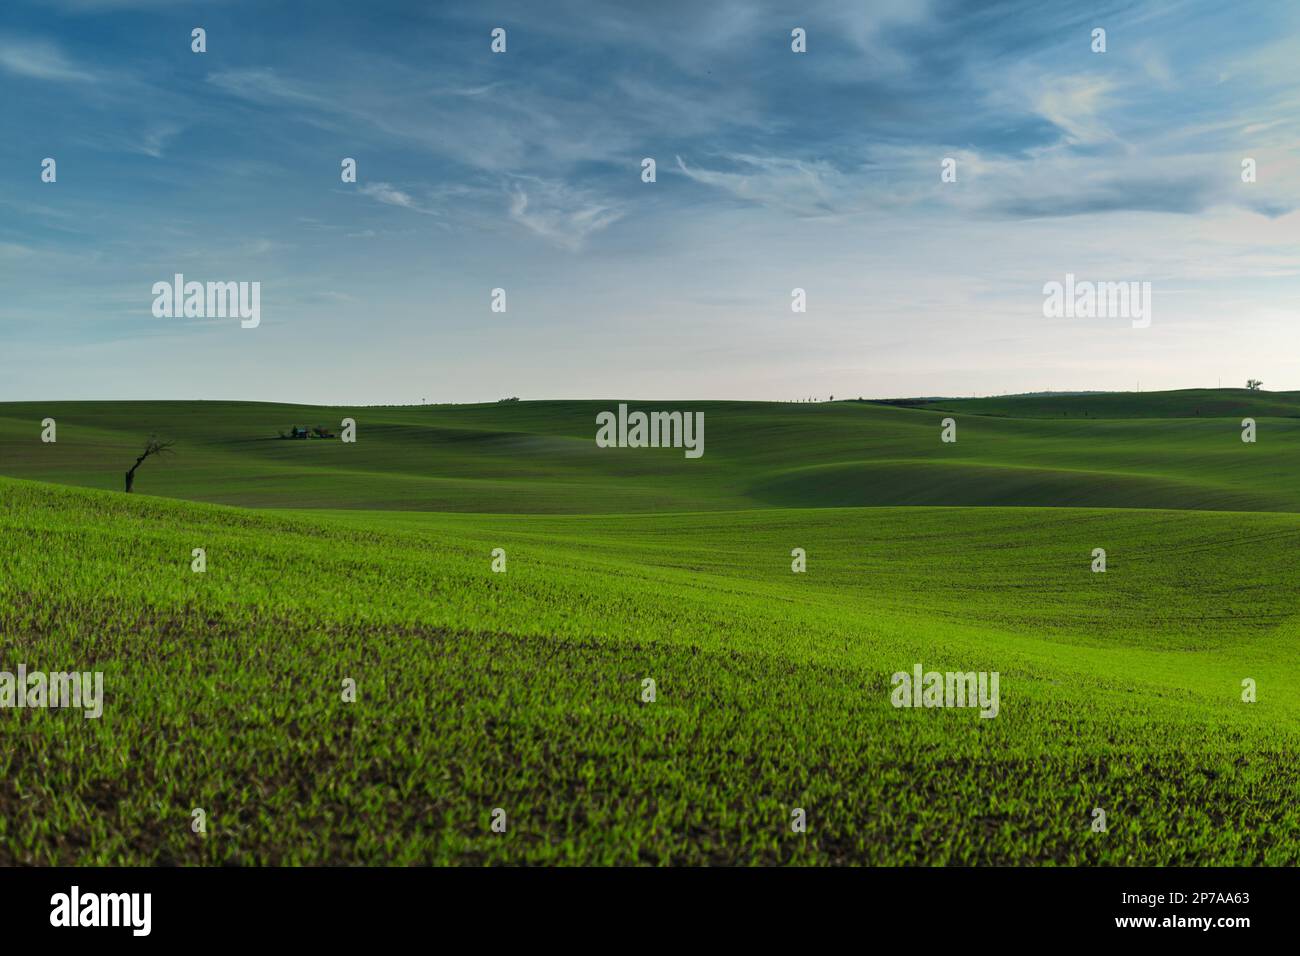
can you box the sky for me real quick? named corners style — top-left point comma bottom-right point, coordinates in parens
top-left (0, 0), bottom-right (1297, 404)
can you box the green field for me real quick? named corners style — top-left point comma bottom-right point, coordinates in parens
top-left (3, 390), bottom-right (1300, 513)
top-left (1, 392), bottom-right (1297, 864)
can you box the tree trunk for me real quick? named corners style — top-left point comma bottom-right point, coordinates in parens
top-left (125, 469), bottom-right (135, 493)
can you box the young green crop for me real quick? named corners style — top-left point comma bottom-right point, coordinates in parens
top-left (1, 475), bottom-right (1296, 865)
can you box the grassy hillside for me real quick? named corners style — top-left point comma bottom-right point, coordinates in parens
top-left (2, 475), bottom-right (1297, 864)
top-left (3, 392), bottom-right (1297, 865)
top-left (2, 394), bottom-right (1299, 513)
top-left (918, 388), bottom-right (1300, 420)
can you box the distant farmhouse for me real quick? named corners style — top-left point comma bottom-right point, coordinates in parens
top-left (279, 425), bottom-right (336, 440)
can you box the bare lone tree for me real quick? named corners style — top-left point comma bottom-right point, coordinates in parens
top-left (1247, 378), bottom-right (1263, 391)
top-left (124, 436), bottom-right (174, 493)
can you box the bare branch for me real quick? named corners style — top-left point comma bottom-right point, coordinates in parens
top-left (124, 434), bottom-right (176, 492)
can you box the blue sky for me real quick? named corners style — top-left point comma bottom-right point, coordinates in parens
top-left (1, 0), bottom-right (1297, 403)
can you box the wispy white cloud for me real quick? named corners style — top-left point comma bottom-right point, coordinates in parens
top-left (0, 37), bottom-right (96, 82)
top-left (507, 180), bottom-right (622, 250)
top-left (241, 238), bottom-right (277, 256)
top-left (132, 123), bottom-right (182, 158)
top-left (207, 68), bottom-right (331, 109)
top-left (1031, 77), bottom-right (1119, 147)
top-left (358, 182), bottom-right (442, 216)
top-left (675, 154), bottom-right (848, 216)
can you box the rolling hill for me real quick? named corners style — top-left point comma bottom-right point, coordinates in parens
top-left (1, 390), bottom-right (1297, 865)
top-left (914, 387), bottom-right (1300, 420)
top-left (2, 477), bottom-right (1297, 864)
top-left (1, 390), bottom-right (1296, 512)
